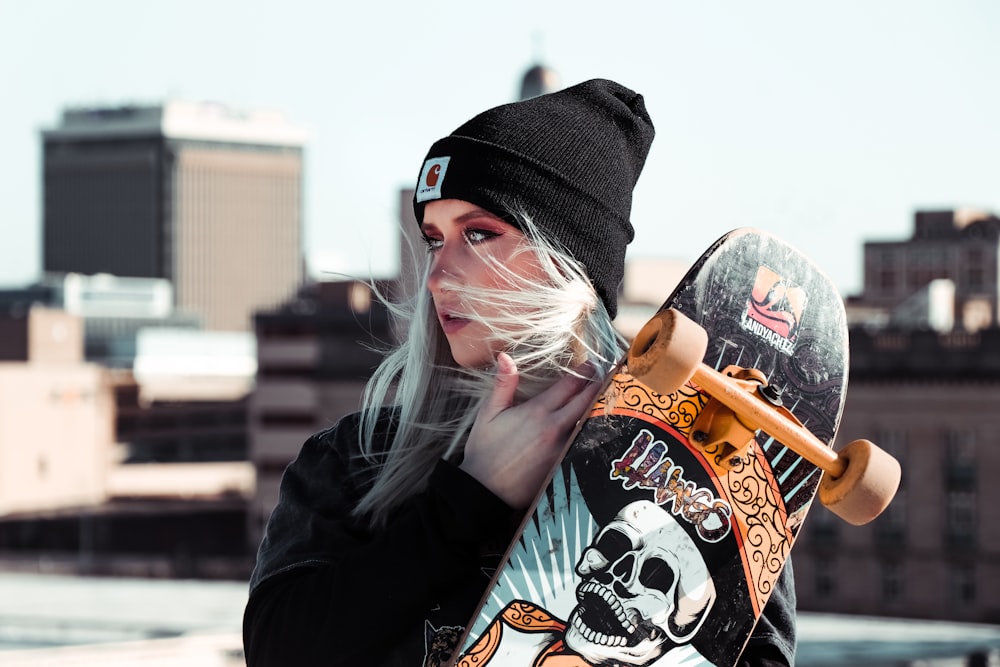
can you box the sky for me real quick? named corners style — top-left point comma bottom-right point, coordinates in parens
top-left (1, 0), bottom-right (997, 297)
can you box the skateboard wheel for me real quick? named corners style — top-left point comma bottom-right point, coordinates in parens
top-left (818, 439), bottom-right (902, 525)
top-left (627, 309), bottom-right (708, 395)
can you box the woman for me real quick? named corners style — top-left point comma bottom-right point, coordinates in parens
top-left (243, 79), bottom-right (795, 667)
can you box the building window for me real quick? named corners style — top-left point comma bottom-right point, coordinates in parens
top-left (964, 246), bottom-right (985, 289)
top-left (807, 506), bottom-right (839, 546)
top-left (945, 430), bottom-right (976, 490)
top-left (944, 431), bottom-right (977, 546)
top-left (874, 489), bottom-right (907, 548)
top-left (881, 561), bottom-right (903, 604)
top-left (876, 269), bottom-right (897, 293)
top-left (879, 430), bottom-right (907, 459)
top-left (815, 557), bottom-right (836, 600)
top-left (869, 429), bottom-right (907, 548)
top-left (878, 430), bottom-right (907, 488)
top-left (965, 267), bottom-right (984, 290)
top-left (951, 564), bottom-right (976, 605)
top-left (866, 246), bottom-right (900, 296)
top-left (945, 490), bottom-right (977, 548)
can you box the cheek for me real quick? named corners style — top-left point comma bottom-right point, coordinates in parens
top-left (505, 253), bottom-right (548, 286)
top-left (460, 260), bottom-right (510, 292)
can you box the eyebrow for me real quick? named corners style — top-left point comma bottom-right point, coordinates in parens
top-left (454, 207), bottom-right (504, 224)
top-left (422, 206), bottom-right (506, 231)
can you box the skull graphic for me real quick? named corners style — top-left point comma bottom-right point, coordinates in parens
top-left (565, 500), bottom-right (716, 665)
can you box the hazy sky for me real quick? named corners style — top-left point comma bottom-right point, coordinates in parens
top-left (1, 0), bottom-right (997, 295)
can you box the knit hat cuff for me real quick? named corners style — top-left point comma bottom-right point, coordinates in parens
top-left (414, 135), bottom-right (632, 229)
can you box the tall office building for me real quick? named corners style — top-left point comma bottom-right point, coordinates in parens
top-left (42, 101), bottom-right (307, 331)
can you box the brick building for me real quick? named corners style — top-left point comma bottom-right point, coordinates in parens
top-left (795, 328), bottom-right (1000, 623)
top-left (849, 209), bottom-right (1000, 332)
top-left (794, 210), bottom-right (1000, 624)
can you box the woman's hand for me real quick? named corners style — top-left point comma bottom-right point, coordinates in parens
top-left (460, 352), bottom-right (603, 509)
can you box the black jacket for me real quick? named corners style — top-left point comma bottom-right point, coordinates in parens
top-left (243, 411), bottom-right (796, 666)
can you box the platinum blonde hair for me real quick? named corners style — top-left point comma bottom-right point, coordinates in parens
top-left (353, 212), bottom-right (627, 527)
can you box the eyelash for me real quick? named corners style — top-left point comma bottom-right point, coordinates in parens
top-left (423, 228), bottom-right (501, 252)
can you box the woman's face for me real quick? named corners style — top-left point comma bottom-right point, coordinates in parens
top-left (422, 199), bottom-right (546, 369)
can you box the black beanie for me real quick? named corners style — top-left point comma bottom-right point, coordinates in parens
top-left (413, 78), bottom-right (654, 319)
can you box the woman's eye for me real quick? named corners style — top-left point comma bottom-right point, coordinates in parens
top-left (465, 228), bottom-right (499, 245)
top-left (422, 235), bottom-right (443, 252)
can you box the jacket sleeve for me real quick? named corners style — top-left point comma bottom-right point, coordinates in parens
top-left (737, 557), bottom-right (797, 666)
top-left (243, 418), bottom-right (517, 666)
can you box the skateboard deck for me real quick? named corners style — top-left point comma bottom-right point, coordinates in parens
top-left (453, 228), bottom-right (850, 667)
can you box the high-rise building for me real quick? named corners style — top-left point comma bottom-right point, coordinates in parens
top-left (42, 101), bottom-right (307, 331)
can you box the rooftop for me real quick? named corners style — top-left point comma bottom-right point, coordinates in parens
top-left (44, 100), bottom-right (307, 147)
top-left (0, 573), bottom-right (997, 666)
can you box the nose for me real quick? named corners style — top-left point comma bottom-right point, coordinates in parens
top-left (426, 247), bottom-right (453, 295)
top-left (426, 252), bottom-right (442, 294)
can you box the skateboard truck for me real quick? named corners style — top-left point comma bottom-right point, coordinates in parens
top-left (689, 366), bottom-right (799, 471)
top-left (626, 308), bottom-right (902, 526)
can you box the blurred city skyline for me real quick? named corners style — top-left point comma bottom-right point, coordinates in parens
top-left (1, 0), bottom-right (998, 295)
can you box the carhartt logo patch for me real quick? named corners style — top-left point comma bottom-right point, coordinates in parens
top-left (416, 157), bottom-right (450, 203)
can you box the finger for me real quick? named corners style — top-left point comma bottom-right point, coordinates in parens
top-left (538, 364), bottom-right (600, 411)
top-left (553, 375), bottom-right (605, 425)
top-left (552, 380), bottom-right (604, 424)
top-left (575, 382), bottom-right (604, 417)
top-left (481, 352), bottom-right (520, 419)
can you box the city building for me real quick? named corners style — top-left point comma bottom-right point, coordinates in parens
top-left (0, 302), bottom-right (256, 578)
top-left (848, 209), bottom-right (1000, 332)
top-left (614, 256), bottom-right (690, 338)
top-left (0, 306), bottom-right (113, 516)
top-left (519, 62), bottom-right (561, 100)
top-left (0, 273), bottom-right (200, 367)
top-left (5, 59), bottom-right (999, 662)
top-left (42, 101), bottom-right (307, 331)
top-left (793, 208), bottom-right (1000, 624)
top-left (247, 279), bottom-right (393, 548)
top-left (795, 329), bottom-right (1000, 624)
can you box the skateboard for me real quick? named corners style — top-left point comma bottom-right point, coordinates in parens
top-left (451, 228), bottom-right (900, 667)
